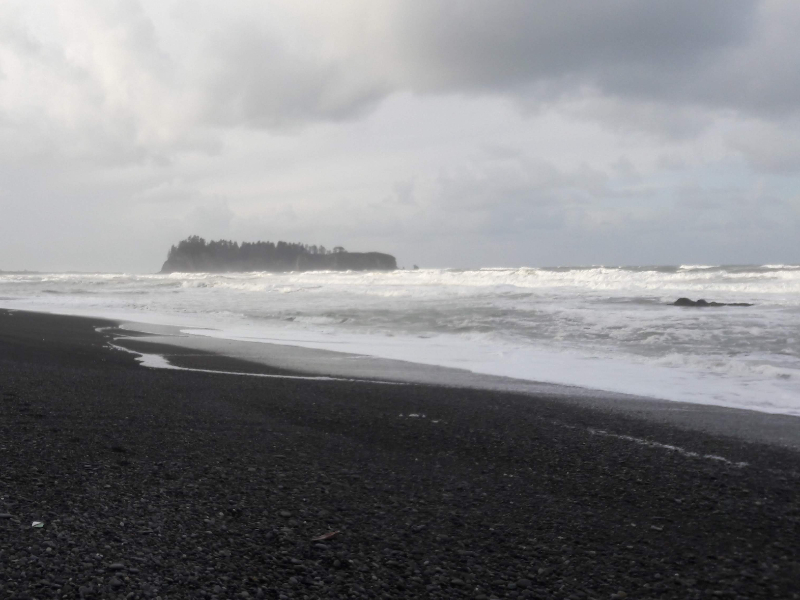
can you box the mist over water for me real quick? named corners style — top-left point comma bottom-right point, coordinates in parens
top-left (1, 265), bottom-right (799, 415)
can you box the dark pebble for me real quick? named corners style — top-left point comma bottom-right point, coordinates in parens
top-left (0, 310), bottom-right (797, 600)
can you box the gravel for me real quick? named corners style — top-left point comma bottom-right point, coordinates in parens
top-left (0, 309), bottom-right (798, 599)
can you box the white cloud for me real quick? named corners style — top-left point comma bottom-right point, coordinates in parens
top-left (727, 118), bottom-right (800, 173)
top-left (0, 0), bottom-right (799, 271)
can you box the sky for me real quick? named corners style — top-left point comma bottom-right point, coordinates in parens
top-left (1, 0), bottom-right (799, 272)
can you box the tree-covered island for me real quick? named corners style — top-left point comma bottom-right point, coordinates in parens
top-left (160, 236), bottom-right (397, 273)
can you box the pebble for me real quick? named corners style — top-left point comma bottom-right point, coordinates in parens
top-left (0, 311), bottom-right (797, 600)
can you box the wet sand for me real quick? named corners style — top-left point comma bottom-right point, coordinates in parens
top-left (1, 309), bottom-right (798, 599)
top-left (116, 319), bottom-right (800, 451)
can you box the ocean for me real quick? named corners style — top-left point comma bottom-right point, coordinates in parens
top-left (1, 265), bottom-right (799, 416)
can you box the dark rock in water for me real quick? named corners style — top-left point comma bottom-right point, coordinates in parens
top-left (673, 297), bottom-right (753, 307)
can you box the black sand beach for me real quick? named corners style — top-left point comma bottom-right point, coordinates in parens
top-left (1, 310), bottom-right (798, 599)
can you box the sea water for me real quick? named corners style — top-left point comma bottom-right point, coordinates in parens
top-left (1, 265), bottom-right (799, 416)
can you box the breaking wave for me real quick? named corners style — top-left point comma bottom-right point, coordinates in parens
top-left (1, 265), bottom-right (799, 415)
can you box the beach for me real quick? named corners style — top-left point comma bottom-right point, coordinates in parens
top-left (1, 309), bottom-right (798, 599)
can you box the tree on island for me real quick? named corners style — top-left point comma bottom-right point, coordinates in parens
top-left (160, 236), bottom-right (396, 273)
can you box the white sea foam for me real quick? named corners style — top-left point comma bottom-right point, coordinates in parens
top-left (585, 428), bottom-right (749, 467)
top-left (106, 341), bottom-right (403, 384)
top-left (2, 265), bottom-right (799, 416)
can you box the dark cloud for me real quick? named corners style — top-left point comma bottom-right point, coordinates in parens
top-left (193, 1), bottom-right (770, 132)
top-left (1, 1), bottom-right (799, 271)
top-left (3, 1), bottom-right (796, 153)
top-left (381, 0), bottom-right (800, 141)
top-left (179, 0), bottom-right (800, 144)
top-left (387, 2), bottom-right (754, 90)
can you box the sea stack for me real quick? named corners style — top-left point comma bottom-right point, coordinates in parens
top-left (159, 236), bottom-right (397, 273)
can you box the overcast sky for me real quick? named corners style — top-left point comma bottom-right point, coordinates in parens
top-left (1, 0), bottom-right (799, 271)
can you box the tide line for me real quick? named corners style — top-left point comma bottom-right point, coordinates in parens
top-left (587, 427), bottom-right (749, 468)
top-left (106, 342), bottom-right (406, 386)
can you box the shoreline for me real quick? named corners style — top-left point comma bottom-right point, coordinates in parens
top-left (5, 305), bottom-right (800, 450)
top-left (1, 309), bottom-right (799, 598)
top-left (1, 290), bottom-right (798, 419)
top-left (109, 316), bottom-right (800, 452)
top-left (2, 274), bottom-right (799, 420)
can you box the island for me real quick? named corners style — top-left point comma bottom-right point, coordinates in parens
top-left (159, 236), bottom-right (397, 273)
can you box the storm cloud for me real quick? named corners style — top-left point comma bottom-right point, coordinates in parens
top-left (0, 0), bottom-right (798, 270)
